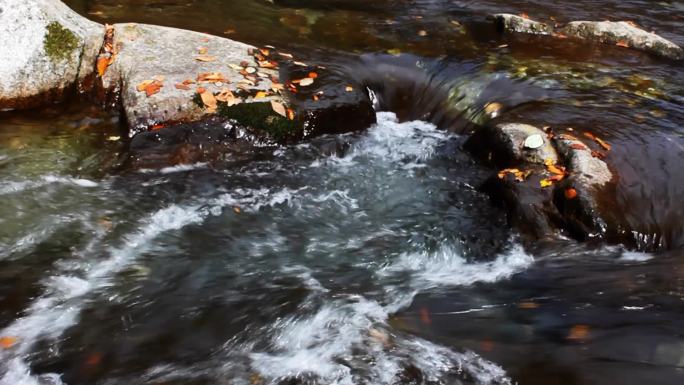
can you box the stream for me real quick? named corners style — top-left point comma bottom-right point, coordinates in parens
top-left (1, 1), bottom-right (684, 385)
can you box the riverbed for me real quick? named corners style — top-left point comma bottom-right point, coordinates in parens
top-left (1, 1), bottom-right (683, 384)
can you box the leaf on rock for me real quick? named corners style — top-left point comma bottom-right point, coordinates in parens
top-left (96, 56), bottom-right (109, 77)
top-left (570, 143), bottom-right (588, 150)
top-left (198, 88), bottom-right (217, 113)
top-left (616, 40), bottom-right (629, 48)
top-left (286, 108), bottom-right (295, 120)
top-left (198, 47), bottom-right (208, 54)
top-left (175, 83), bottom-right (191, 90)
top-left (484, 102), bottom-right (503, 116)
top-left (254, 91), bottom-right (268, 99)
top-left (271, 100), bottom-right (287, 117)
top-left (196, 55), bottom-right (217, 62)
top-left (564, 188), bottom-right (578, 199)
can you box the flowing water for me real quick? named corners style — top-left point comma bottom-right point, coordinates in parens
top-left (1, 1), bottom-right (684, 385)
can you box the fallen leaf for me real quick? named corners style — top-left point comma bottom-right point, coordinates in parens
top-left (484, 102), bottom-right (503, 116)
top-left (85, 352), bottom-right (103, 366)
top-left (312, 94), bottom-right (320, 101)
top-left (567, 325), bottom-right (590, 341)
top-left (420, 307), bottom-right (432, 325)
top-left (345, 85), bottom-right (354, 92)
top-left (0, 336), bottom-right (17, 349)
top-left (198, 47), bottom-right (208, 54)
top-left (271, 100), bottom-right (287, 117)
top-left (498, 168), bottom-right (521, 179)
top-left (198, 89), bottom-right (217, 113)
top-left (595, 137), bottom-right (611, 151)
top-left (197, 72), bottom-right (226, 83)
top-left (591, 150), bottom-right (607, 160)
top-left (254, 91), bottom-right (268, 99)
top-left (519, 12), bottom-right (530, 19)
top-left (540, 179), bottom-right (554, 188)
top-left (616, 40), bottom-right (629, 48)
top-left (229, 63), bottom-right (244, 71)
top-left (196, 55), bottom-right (217, 62)
top-left (418, 30), bottom-right (428, 37)
top-left (299, 77), bottom-right (314, 87)
top-left (215, 88), bottom-right (236, 104)
top-left (565, 188), bottom-right (578, 199)
top-left (278, 52), bottom-right (294, 59)
top-left (245, 67), bottom-right (257, 74)
top-left (308, 72), bottom-right (318, 79)
top-left (258, 60), bottom-right (278, 69)
top-left (96, 56), bottom-right (109, 77)
top-left (518, 302), bottom-right (539, 309)
top-left (136, 79), bottom-right (155, 92)
top-left (259, 48), bottom-right (270, 56)
top-left (233, 207), bottom-right (241, 214)
top-left (106, 136), bottom-right (120, 141)
top-left (286, 108), bottom-right (295, 120)
top-left (175, 83), bottom-right (191, 90)
top-left (570, 143), bottom-right (588, 150)
top-left (293, 61), bottom-right (308, 67)
top-left (271, 82), bottom-right (285, 92)
top-left (144, 81), bottom-right (162, 97)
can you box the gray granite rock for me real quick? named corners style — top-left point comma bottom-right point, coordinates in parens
top-left (560, 21), bottom-right (683, 60)
top-left (492, 14), bottom-right (553, 35)
top-left (495, 123), bottom-right (558, 165)
top-left (100, 23), bottom-right (283, 133)
top-left (0, 0), bottom-right (103, 109)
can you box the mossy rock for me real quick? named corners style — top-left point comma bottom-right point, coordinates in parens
top-left (192, 94), bottom-right (301, 141)
top-left (43, 21), bottom-right (80, 62)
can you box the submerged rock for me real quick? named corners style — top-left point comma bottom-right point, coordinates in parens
top-left (491, 14), bottom-right (683, 60)
top-left (0, 0), bottom-right (103, 109)
top-left (492, 14), bottom-right (553, 35)
top-left (560, 21), bottom-right (684, 60)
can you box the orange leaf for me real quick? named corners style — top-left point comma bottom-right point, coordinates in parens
top-left (546, 163), bottom-right (566, 176)
top-left (286, 108), bottom-right (295, 120)
top-left (197, 72), bottom-right (226, 83)
top-left (519, 12), bottom-right (530, 19)
top-left (0, 336), bottom-right (17, 349)
top-left (196, 55), bottom-right (217, 62)
top-left (518, 302), bottom-right (539, 309)
top-left (96, 56), bottom-right (109, 77)
top-left (136, 79), bottom-right (155, 92)
top-left (583, 131), bottom-right (596, 140)
top-left (175, 83), bottom-right (190, 90)
top-left (564, 188), bottom-right (578, 199)
top-left (144, 82), bottom-right (162, 97)
top-left (616, 40), bottom-right (629, 48)
top-left (591, 150), bottom-right (607, 160)
top-left (308, 72), bottom-right (318, 79)
top-left (420, 307), bottom-right (432, 325)
top-left (199, 90), bottom-right (217, 113)
top-left (567, 325), bottom-right (590, 341)
top-left (570, 143), bottom-right (588, 150)
top-left (595, 137), bottom-right (611, 151)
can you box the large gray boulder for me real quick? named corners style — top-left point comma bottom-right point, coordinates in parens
top-left (0, 0), bottom-right (103, 109)
top-left (100, 23), bottom-right (283, 132)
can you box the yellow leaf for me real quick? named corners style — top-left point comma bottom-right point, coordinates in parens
top-left (196, 55), bottom-right (217, 62)
top-left (540, 179), bottom-right (553, 188)
top-left (254, 91), bottom-right (268, 99)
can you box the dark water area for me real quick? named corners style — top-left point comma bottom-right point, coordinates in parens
top-left (1, 1), bottom-right (684, 384)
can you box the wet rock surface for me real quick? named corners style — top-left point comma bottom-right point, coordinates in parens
top-left (0, 0), bottom-right (103, 109)
top-left (492, 14), bottom-right (683, 60)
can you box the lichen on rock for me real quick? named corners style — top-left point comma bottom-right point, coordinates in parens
top-left (43, 21), bottom-right (79, 62)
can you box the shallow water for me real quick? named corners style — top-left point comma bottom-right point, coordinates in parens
top-left (2, 1), bottom-right (684, 384)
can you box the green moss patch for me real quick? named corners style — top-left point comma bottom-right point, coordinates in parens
top-left (219, 102), bottom-right (301, 141)
top-left (44, 22), bottom-right (79, 62)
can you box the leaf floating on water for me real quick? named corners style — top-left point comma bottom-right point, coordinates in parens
top-left (286, 108), bottom-right (295, 120)
top-left (418, 30), bottom-right (428, 37)
top-left (270, 100), bottom-right (287, 117)
top-left (519, 12), bottom-right (530, 19)
top-left (308, 72), bottom-right (318, 79)
top-left (591, 150), bottom-right (607, 160)
top-left (518, 302), bottom-right (539, 309)
top-left (0, 336), bottom-right (17, 349)
top-left (299, 77), bottom-right (314, 87)
top-left (484, 102), bottom-right (503, 117)
top-left (420, 307), bottom-right (432, 325)
top-left (595, 137), bottom-right (611, 151)
top-left (196, 55), bottom-right (217, 62)
top-left (565, 188), bottom-right (578, 199)
top-left (233, 207), bottom-right (242, 214)
top-left (567, 324), bottom-right (590, 341)
top-left (106, 136), bottom-right (120, 141)
top-left (345, 85), bottom-right (354, 92)
top-left (524, 134), bottom-right (544, 149)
